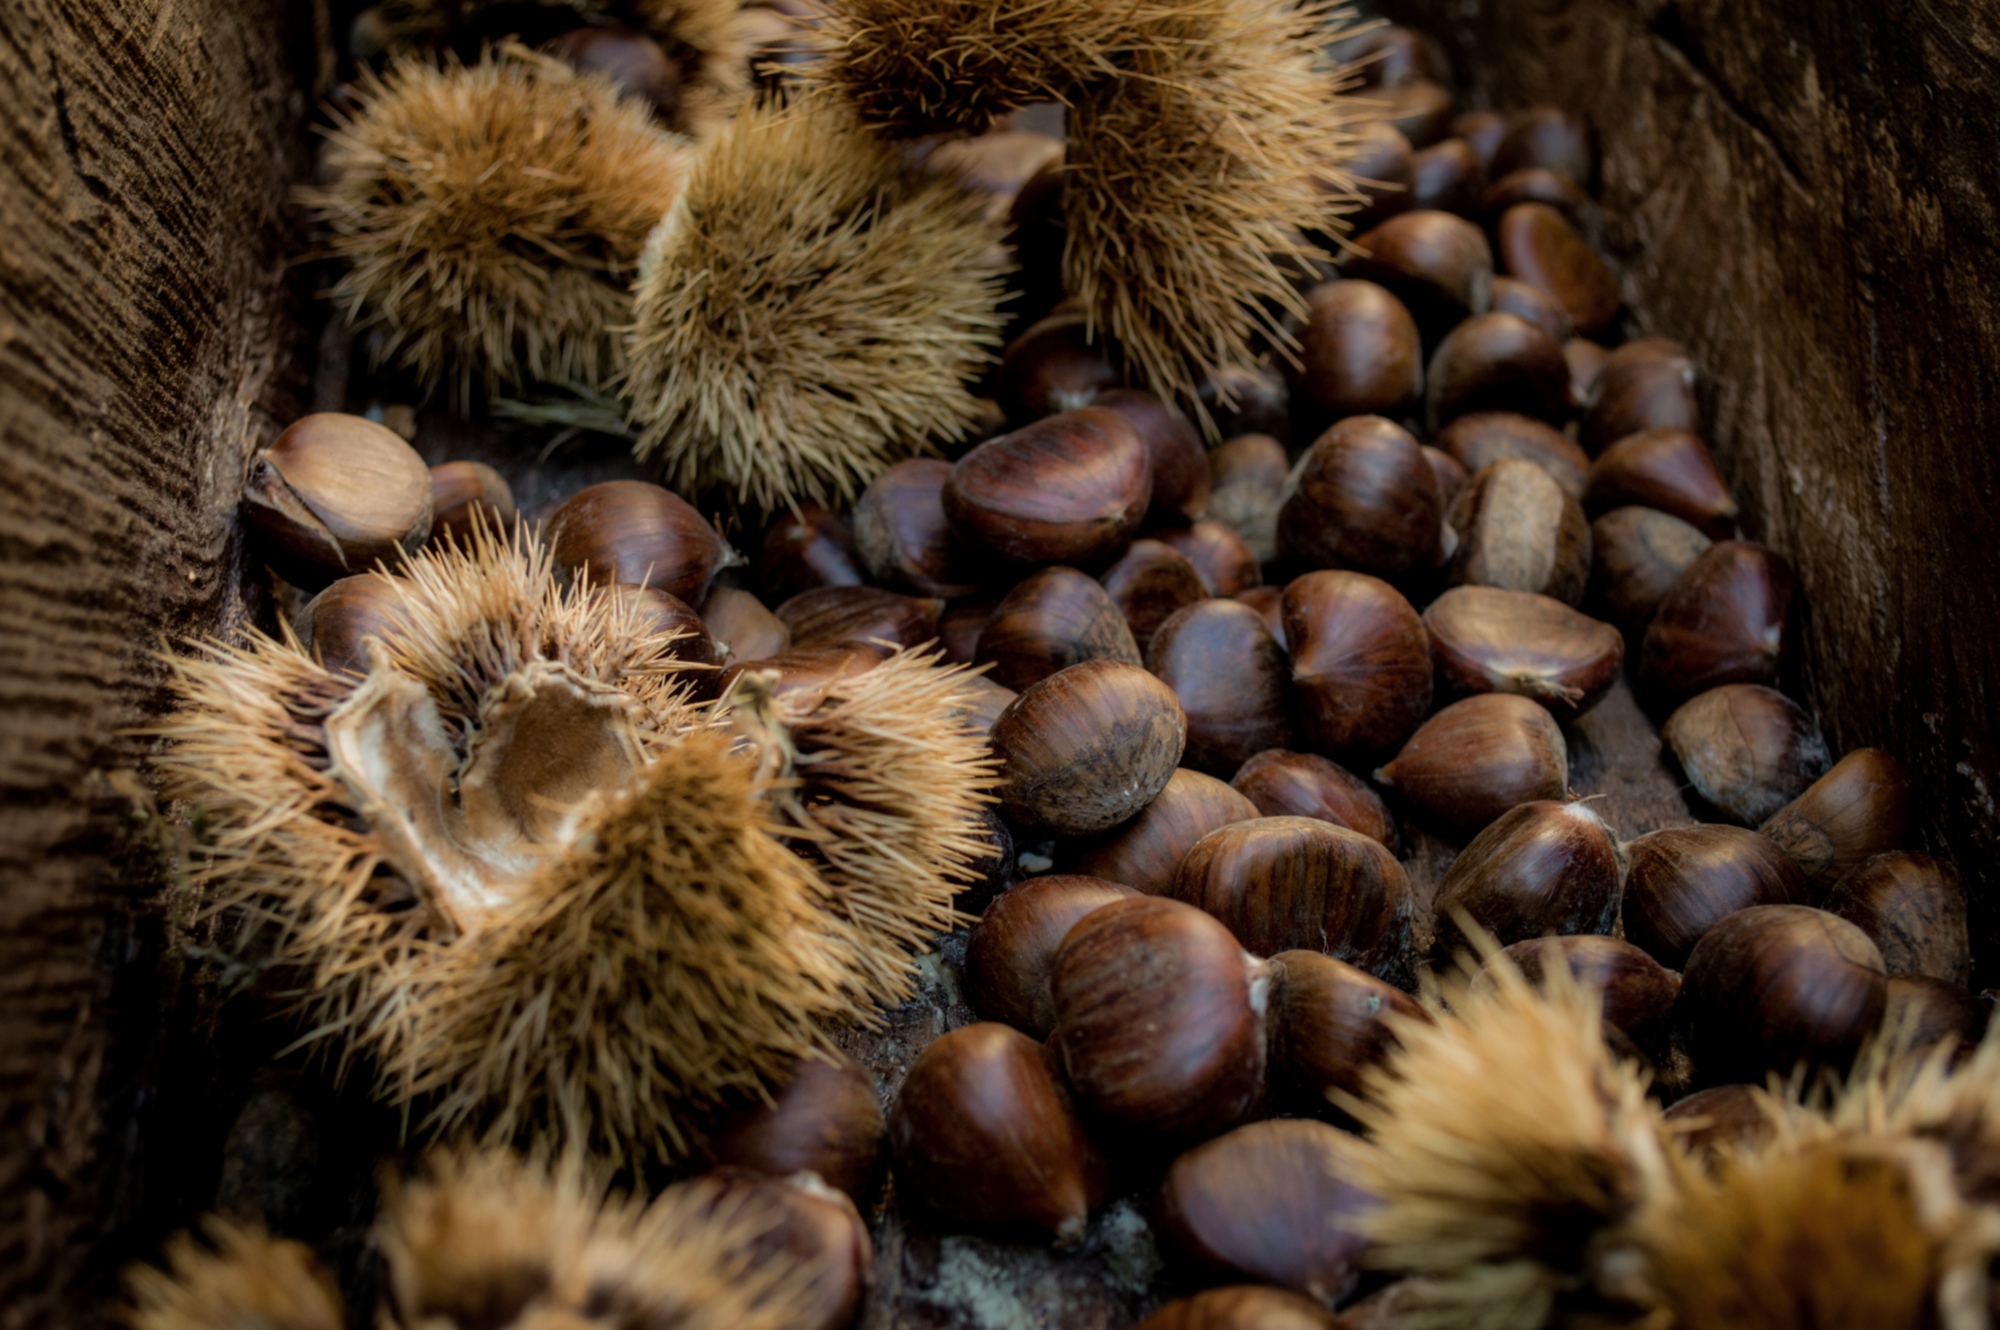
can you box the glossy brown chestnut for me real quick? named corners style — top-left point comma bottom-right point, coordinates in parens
top-left (1585, 506), bottom-right (1712, 640)
top-left (991, 658), bottom-right (1187, 835)
top-left (1339, 120), bottom-right (1417, 233)
top-left (1491, 107), bottom-right (1596, 191)
top-left (547, 25), bottom-right (678, 117)
top-left (850, 458), bottom-right (987, 598)
top-left (1333, 23), bottom-right (1449, 88)
top-left (1148, 600), bottom-right (1293, 777)
top-left (1282, 571), bottom-right (1433, 756)
top-left (1424, 311), bottom-right (1570, 427)
top-left (1423, 447), bottom-right (1469, 509)
top-left (1662, 1084), bottom-right (1775, 1161)
top-left (1564, 338), bottom-right (1611, 410)
top-left (1097, 388), bottom-right (1210, 523)
top-left (1230, 750), bottom-right (1399, 853)
top-left (945, 407), bottom-right (1152, 568)
top-left (427, 460), bottom-right (515, 546)
top-left (1447, 459), bottom-right (1593, 604)
top-left (1662, 684), bottom-right (1829, 825)
top-left (1343, 211), bottom-right (1495, 339)
top-left (1453, 110), bottom-right (1510, 171)
top-left (1482, 167), bottom-right (1586, 222)
top-left (1583, 428), bottom-right (1738, 538)
top-left (889, 1022), bottom-right (1109, 1245)
top-left (1409, 137), bottom-right (1487, 216)
top-left (1494, 203), bottom-right (1619, 337)
top-left (1238, 585), bottom-right (1287, 647)
top-left (938, 598), bottom-right (996, 665)
top-left (1759, 748), bottom-right (1911, 898)
top-left (1580, 338), bottom-right (1702, 453)
top-left (241, 413), bottom-right (434, 589)
top-left (1275, 417), bottom-right (1444, 578)
top-left (1173, 817), bottom-right (1413, 973)
top-left (717, 641), bottom-right (889, 702)
top-left (926, 130), bottom-right (1065, 221)
top-left (294, 574), bottom-right (409, 676)
top-left (1826, 852), bottom-right (1970, 986)
top-left (1500, 935), bottom-right (1682, 1057)
top-left (1101, 539), bottom-right (1208, 654)
top-left (997, 310), bottom-right (1121, 421)
top-left (1155, 1120), bottom-right (1375, 1306)
top-left (706, 1051), bottom-right (885, 1204)
top-left (1434, 412), bottom-right (1589, 499)
top-left (1431, 801), bottom-right (1621, 954)
top-left (1134, 1287), bottom-right (1341, 1330)
top-left (546, 479), bottom-right (736, 605)
top-left (774, 584), bottom-right (942, 652)
top-left (1067, 769), bottom-right (1258, 896)
top-left (611, 584), bottom-right (720, 672)
top-left (1375, 694), bottom-right (1570, 837)
top-left (675, 1167), bottom-right (873, 1330)
top-left (1268, 950), bottom-right (1425, 1107)
top-left (1622, 824), bottom-right (1811, 970)
top-left (965, 876), bottom-right (1142, 1037)
top-left (1884, 975), bottom-right (1987, 1052)
top-left (701, 585), bottom-right (790, 664)
top-left (1199, 365), bottom-right (1293, 447)
top-left (754, 503), bottom-right (863, 604)
top-left (1157, 520), bottom-right (1261, 599)
top-left (1682, 904), bottom-right (1887, 1082)
top-left (1294, 280), bottom-right (1424, 421)
top-left (1051, 896), bottom-right (1270, 1146)
top-left (1207, 433), bottom-right (1290, 566)
top-left (1422, 586), bottom-right (1624, 719)
top-left (1640, 541), bottom-right (1796, 703)
top-left (1489, 275), bottom-right (1575, 346)
top-left (1381, 79), bottom-right (1455, 150)
top-left (975, 565), bottom-right (1141, 691)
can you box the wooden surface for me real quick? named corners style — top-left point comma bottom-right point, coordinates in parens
top-left (1380, 0), bottom-right (2000, 978)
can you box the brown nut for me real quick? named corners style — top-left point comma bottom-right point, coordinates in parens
top-left (1409, 137), bottom-right (1487, 216)
top-left (702, 586), bottom-right (790, 664)
top-left (1157, 520), bottom-right (1262, 598)
top-left (1423, 586), bottom-right (1623, 719)
top-left (1134, 1287), bottom-right (1342, 1330)
top-left (1884, 975), bottom-right (1987, 1052)
top-left (992, 658), bottom-right (1187, 835)
top-left (1230, 750), bottom-right (1399, 853)
top-left (1585, 506), bottom-right (1712, 640)
top-left (1066, 769), bottom-right (1258, 896)
top-left (1148, 601), bottom-right (1294, 777)
top-left (1581, 338), bottom-right (1702, 452)
top-left (1340, 120), bottom-right (1417, 233)
top-left (1344, 211), bottom-right (1494, 339)
top-left (1639, 541), bottom-right (1796, 704)
top-left (1238, 585), bottom-right (1287, 648)
top-left (1759, 748), bottom-right (1911, 898)
top-left (1434, 411), bottom-right (1589, 499)
top-left (1423, 447), bottom-right (1469, 509)
top-left (1447, 459), bottom-right (1593, 605)
top-left (1101, 539), bottom-right (1209, 655)
top-left (1494, 203), bottom-right (1619, 337)
top-left (1682, 904), bottom-right (1887, 1083)
top-left (997, 310), bottom-right (1121, 421)
top-left (1564, 337), bottom-right (1611, 410)
top-left (1489, 274), bottom-right (1575, 346)
top-left (611, 584), bottom-right (720, 677)
top-left (294, 573), bottom-right (409, 676)
top-left (1381, 79), bottom-right (1455, 150)
top-left (1662, 684), bottom-right (1829, 825)
top-left (1482, 167), bottom-right (1585, 222)
top-left (1453, 110), bottom-right (1510, 171)
top-left (1332, 23), bottom-right (1449, 88)
top-left (1173, 817), bottom-right (1413, 973)
top-left (950, 673), bottom-right (1018, 739)
top-left (1199, 365), bottom-right (1293, 447)
top-left (1663, 1084), bottom-right (1776, 1162)
top-left (1375, 694), bottom-right (1570, 837)
top-left (1425, 311), bottom-right (1570, 428)
top-left (427, 460), bottom-right (515, 546)
top-left (1583, 428), bottom-right (1738, 538)
top-left (850, 458), bottom-right (987, 598)
top-left (975, 565), bottom-right (1141, 692)
top-left (888, 1022), bottom-right (1109, 1246)
top-left (965, 876), bottom-right (1141, 1037)
top-left (1826, 852), bottom-right (1970, 986)
top-left (1294, 280), bottom-right (1424, 423)
top-left (754, 503), bottom-right (863, 604)
top-left (1491, 107), bottom-right (1596, 191)
top-left (1207, 434), bottom-right (1290, 566)
top-left (1051, 896), bottom-right (1271, 1146)
top-left (1282, 571), bottom-right (1433, 756)
top-left (1498, 935), bottom-right (1682, 1058)
top-left (1097, 388), bottom-right (1210, 523)
top-left (706, 1051), bottom-right (885, 1205)
top-left (1432, 801), bottom-right (1621, 954)
top-left (1155, 1120), bottom-right (1376, 1306)
top-left (1623, 824), bottom-right (1811, 970)
top-left (939, 597), bottom-right (997, 665)
top-left (674, 1168), bottom-right (873, 1330)
top-left (945, 407), bottom-right (1153, 568)
top-left (1268, 950), bottom-right (1425, 1108)
top-left (547, 479), bottom-right (736, 605)
top-left (241, 412), bottom-right (434, 589)
top-left (1276, 416), bottom-right (1444, 578)
top-left (775, 584), bottom-right (942, 653)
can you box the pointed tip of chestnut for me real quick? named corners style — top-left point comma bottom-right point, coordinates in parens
top-left (1432, 800), bottom-right (1621, 954)
top-left (1376, 694), bottom-right (1569, 836)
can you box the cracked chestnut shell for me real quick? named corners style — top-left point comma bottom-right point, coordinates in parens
top-left (1682, 904), bottom-right (1887, 1083)
top-left (991, 658), bottom-right (1186, 835)
top-left (1148, 599), bottom-right (1293, 777)
top-left (1623, 824), bottom-right (1811, 970)
top-left (1282, 571), bottom-right (1433, 757)
top-left (242, 413), bottom-right (433, 589)
top-left (1423, 586), bottom-right (1624, 719)
top-left (975, 565), bottom-right (1141, 692)
top-left (1376, 694), bottom-right (1569, 837)
top-left (1066, 768), bottom-right (1258, 896)
top-left (965, 875), bottom-right (1140, 1037)
top-left (1230, 750), bottom-right (1398, 853)
top-left (1431, 800), bottom-right (1621, 955)
top-left (1276, 417), bottom-right (1444, 578)
top-left (945, 407), bottom-right (1152, 568)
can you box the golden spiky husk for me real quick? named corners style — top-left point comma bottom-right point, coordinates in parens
top-left (123, 1219), bottom-right (343, 1330)
top-left (1064, 0), bottom-right (1363, 431)
top-left (624, 95), bottom-right (1012, 511)
top-left (301, 49), bottom-right (689, 409)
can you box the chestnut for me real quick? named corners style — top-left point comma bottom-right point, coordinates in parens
top-left (1681, 904), bottom-right (1887, 1083)
top-left (1482, 167), bottom-right (1584, 222)
top-left (965, 875), bottom-right (1141, 1037)
top-left (1230, 750), bottom-right (1399, 853)
top-left (1339, 120), bottom-right (1416, 233)
top-left (1134, 1287), bottom-right (1342, 1330)
top-left (1267, 950), bottom-right (1425, 1108)
top-left (1498, 935), bottom-right (1682, 1058)
top-left (1434, 412), bottom-right (1590, 499)
top-left (996, 309), bottom-right (1120, 421)
top-left (1563, 337), bottom-right (1611, 409)
top-left (1489, 275), bottom-right (1574, 346)
top-left (547, 479), bottom-right (737, 605)
top-left (612, 584), bottom-right (720, 672)
top-left (1884, 975), bottom-right (1987, 1052)
top-left (850, 458), bottom-right (987, 598)
top-left (1238, 585), bottom-right (1287, 648)
top-left (1154, 1119), bottom-right (1375, 1306)
top-left (991, 658), bottom-right (1187, 835)
top-left (1825, 852), bottom-right (1970, 986)
top-left (1447, 459), bottom-right (1593, 605)
top-left (889, 1022), bottom-right (1109, 1245)
top-left (1282, 571), bottom-right (1433, 756)
top-left (427, 460), bottom-right (515, 546)
top-left (701, 585), bottom-right (789, 663)
top-left (1662, 684), bottom-right (1828, 826)
top-left (1101, 539), bottom-right (1208, 654)
top-left (939, 597), bottom-right (997, 665)
top-left (959, 805), bottom-right (1018, 914)
top-left (1585, 506), bottom-right (1712, 641)
top-left (1639, 542), bottom-right (1796, 704)
top-left (1067, 769), bottom-right (1258, 896)
top-left (1582, 428), bottom-right (1738, 538)
top-left (717, 641), bottom-right (889, 702)
top-left (1380, 79), bottom-right (1455, 151)
top-left (950, 673), bottom-right (1018, 739)
top-left (1051, 896), bottom-right (1270, 1146)
top-left (1375, 694), bottom-right (1570, 837)
top-left (754, 503), bottom-right (863, 604)
top-left (1622, 824), bottom-right (1811, 969)
top-left (1493, 203), bottom-right (1619, 337)
top-left (1758, 748), bottom-right (1911, 897)
top-left (1409, 137), bottom-right (1487, 216)
top-left (705, 1051), bottom-right (884, 1204)
top-left (547, 25), bottom-right (678, 117)
top-left (241, 412), bottom-right (434, 589)
top-left (1661, 1084), bottom-right (1775, 1161)
top-left (674, 1167), bottom-right (873, 1330)
top-left (1333, 24), bottom-right (1449, 88)
top-left (775, 584), bottom-right (942, 653)
top-left (1148, 600), bottom-right (1293, 777)
top-left (1294, 280), bottom-right (1424, 422)
top-left (1173, 817), bottom-right (1413, 974)
top-left (1431, 801), bottom-right (1621, 954)
top-left (1096, 388), bottom-right (1210, 523)
top-left (1423, 586), bottom-right (1623, 719)
top-left (1157, 520), bottom-right (1262, 598)
top-left (1490, 107), bottom-right (1596, 191)
top-left (1580, 338), bottom-right (1702, 452)
top-left (1275, 417), bottom-right (1444, 578)
top-left (294, 573), bottom-right (408, 676)
top-left (1206, 433), bottom-right (1290, 565)
top-left (975, 565), bottom-right (1141, 691)
top-left (1424, 312), bottom-right (1570, 427)
top-left (1198, 365), bottom-right (1293, 447)
top-left (1453, 110), bottom-right (1510, 172)
top-left (1343, 211), bottom-right (1495, 339)
top-left (945, 407), bottom-right (1152, 568)
top-left (1423, 446), bottom-right (1469, 509)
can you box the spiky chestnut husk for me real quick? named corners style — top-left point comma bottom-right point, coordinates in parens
top-left (1063, 0), bottom-right (1364, 431)
top-left (123, 1220), bottom-right (343, 1330)
top-left (623, 95), bottom-right (1012, 512)
top-left (1350, 940), bottom-right (1674, 1330)
top-left (156, 528), bottom-right (858, 1165)
top-left (300, 48), bottom-right (689, 410)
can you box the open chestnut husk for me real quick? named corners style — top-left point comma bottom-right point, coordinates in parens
top-left (1172, 817), bottom-right (1413, 974)
top-left (1282, 571), bottom-right (1433, 756)
top-left (546, 479), bottom-right (736, 605)
top-left (1496, 935), bottom-right (1682, 1059)
top-left (294, 573), bottom-right (409, 676)
top-left (1758, 747), bottom-right (1911, 897)
top-left (1157, 520), bottom-right (1262, 599)
top-left (1149, 600), bottom-right (1293, 778)
top-left (1825, 852), bottom-right (1970, 986)
top-left (428, 460), bottom-right (515, 546)
top-left (1681, 904), bottom-right (1887, 1083)
top-left (889, 1022), bottom-right (1109, 1246)
top-left (1423, 586), bottom-right (1624, 719)
top-left (965, 875), bottom-right (1141, 1037)
top-left (1051, 896), bottom-right (1271, 1147)
top-left (1231, 750), bottom-right (1398, 853)
top-left (1135, 1287), bottom-right (1342, 1330)
top-left (1622, 824), bottom-right (1811, 969)
top-left (1343, 210), bottom-right (1494, 339)
top-left (850, 458), bottom-right (987, 598)
top-left (1102, 539), bottom-right (1209, 655)
top-left (1434, 410), bottom-right (1590, 499)
top-left (775, 584), bottom-right (942, 652)
top-left (991, 658), bottom-right (1186, 836)
top-left (1275, 416), bottom-right (1444, 579)
top-left (1447, 460), bottom-right (1593, 605)
top-left (701, 586), bottom-right (789, 664)
top-left (1585, 506), bottom-right (1712, 640)
top-left (997, 310), bottom-right (1120, 421)
top-left (1493, 202), bottom-right (1619, 337)
top-left (1661, 683), bottom-right (1829, 825)
top-left (975, 565), bottom-right (1141, 692)
top-left (1096, 388), bottom-right (1210, 524)
top-left (1293, 280), bottom-right (1424, 423)
top-left (1067, 769), bottom-right (1258, 896)
top-left (1431, 801), bottom-right (1621, 955)
top-left (755, 503), bottom-right (863, 604)
top-left (1267, 950), bottom-right (1425, 1110)
top-left (1582, 428), bottom-right (1738, 538)
top-left (1581, 338), bottom-right (1701, 452)
top-left (705, 1051), bottom-right (884, 1205)
top-left (1376, 694), bottom-right (1569, 836)
top-left (1154, 1120), bottom-right (1376, 1307)
top-left (1640, 542), bottom-right (1796, 704)
top-left (242, 412), bottom-right (434, 589)
top-left (945, 407), bottom-right (1152, 568)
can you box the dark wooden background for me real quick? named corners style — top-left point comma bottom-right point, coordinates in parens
top-left (4, 0), bottom-right (2000, 1323)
